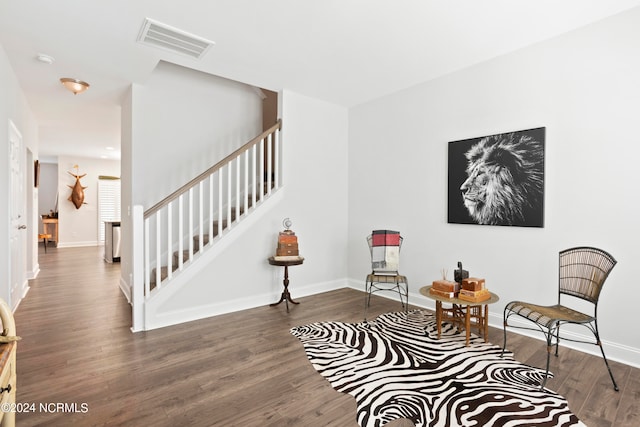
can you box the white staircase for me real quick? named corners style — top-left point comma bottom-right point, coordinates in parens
top-left (130, 120), bottom-right (282, 331)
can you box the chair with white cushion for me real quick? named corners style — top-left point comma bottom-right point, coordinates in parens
top-left (364, 230), bottom-right (408, 320)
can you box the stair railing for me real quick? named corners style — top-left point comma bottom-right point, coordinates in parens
top-left (132, 119), bottom-right (282, 326)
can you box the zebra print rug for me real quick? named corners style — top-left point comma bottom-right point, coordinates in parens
top-left (290, 310), bottom-right (584, 427)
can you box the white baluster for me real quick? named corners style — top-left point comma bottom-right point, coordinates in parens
top-left (209, 173), bottom-right (214, 245)
top-left (259, 138), bottom-right (264, 201)
top-left (167, 202), bottom-right (173, 280)
top-left (218, 168), bottom-right (223, 237)
top-left (244, 149), bottom-right (249, 213)
top-left (274, 129), bottom-right (280, 189)
top-left (227, 163), bottom-right (232, 229)
top-left (199, 181), bottom-right (204, 254)
top-left (144, 216), bottom-right (150, 296)
top-left (188, 187), bottom-right (194, 260)
top-left (267, 133), bottom-right (273, 195)
top-left (235, 156), bottom-right (240, 222)
top-left (155, 210), bottom-right (162, 289)
top-left (251, 144), bottom-right (257, 207)
top-left (178, 194), bottom-right (184, 270)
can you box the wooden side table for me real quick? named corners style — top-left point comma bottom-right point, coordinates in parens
top-left (421, 285), bottom-right (499, 346)
top-left (42, 218), bottom-right (58, 247)
top-left (38, 233), bottom-right (52, 253)
top-left (268, 256), bottom-right (304, 312)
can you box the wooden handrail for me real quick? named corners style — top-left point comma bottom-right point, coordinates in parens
top-left (144, 119), bottom-right (282, 219)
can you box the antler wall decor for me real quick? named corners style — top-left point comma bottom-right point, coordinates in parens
top-left (68, 165), bottom-right (87, 209)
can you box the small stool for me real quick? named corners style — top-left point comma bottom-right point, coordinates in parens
top-left (38, 233), bottom-right (52, 253)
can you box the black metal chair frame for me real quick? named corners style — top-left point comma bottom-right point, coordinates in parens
top-left (364, 233), bottom-right (408, 321)
top-left (502, 246), bottom-right (618, 391)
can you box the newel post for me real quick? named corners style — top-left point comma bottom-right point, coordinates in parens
top-left (131, 205), bottom-right (145, 332)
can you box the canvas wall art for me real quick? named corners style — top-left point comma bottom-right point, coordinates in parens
top-left (448, 127), bottom-right (545, 227)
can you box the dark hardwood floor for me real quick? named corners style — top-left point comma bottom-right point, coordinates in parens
top-left (13, 245), bottom-right (639, 426)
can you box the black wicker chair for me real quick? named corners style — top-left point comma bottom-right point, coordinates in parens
top-left (502, 246), bottom-right (618, 390)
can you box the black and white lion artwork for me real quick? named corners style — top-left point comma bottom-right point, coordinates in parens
top-left (448, 127), bottom-right (545, 227)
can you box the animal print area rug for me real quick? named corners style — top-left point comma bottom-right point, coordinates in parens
top-left (290, 310), bottom-right (585, 427)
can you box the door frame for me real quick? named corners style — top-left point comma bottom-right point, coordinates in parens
top-left (8, 119), bottom-right (28, 310)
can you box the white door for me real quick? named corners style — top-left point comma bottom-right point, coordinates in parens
top-left (9, 120), bottom-right (25, 308)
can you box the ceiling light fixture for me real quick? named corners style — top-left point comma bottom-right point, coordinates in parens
top-left (60, 78), bottom-right (90, 95)
top-left (37, 53), bottom-right (55, 64)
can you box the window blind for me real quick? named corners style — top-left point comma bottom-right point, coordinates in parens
top-left (98, 177), bottom-right (121, 242)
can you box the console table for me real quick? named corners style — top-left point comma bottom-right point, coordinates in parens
top-left (421, 285), bottom-right (499, 346)
top-left (42, 218), bottom-right (58, 247)
top-left (268, 256), bottom-right (304, 312)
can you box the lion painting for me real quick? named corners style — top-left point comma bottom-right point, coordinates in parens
top-left (457, 130), bottom-right (544, 226)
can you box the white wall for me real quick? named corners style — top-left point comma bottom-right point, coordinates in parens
top-left (124, 61), bottom-right (273, 324)
top-left (348, 8), bottom-right (640, 366)
top-left (57, 156), bottom-right (120, 247)
top-left (37, 162), bottom-right (58, 231)
top-left (0, 44), bottom-right (38, 308)
top-left (120, 86), bottom-right (134, 305)
top-left (132, 61), bottom-right (263, 209)
top-left (146, 90), bottom-right (350, 327)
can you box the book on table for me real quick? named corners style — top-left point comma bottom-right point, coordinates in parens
top-left (429, 288), bottom-right (457, 299)
top-left (461, 277), bottom-right (486, 291)
top-left (432, 280), bottom-right (460, 293)
top-left (458, 288), bottom-right (490, 302)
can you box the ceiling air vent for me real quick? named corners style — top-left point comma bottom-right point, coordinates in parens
top-left (137, 18), bottom-right (214, 59)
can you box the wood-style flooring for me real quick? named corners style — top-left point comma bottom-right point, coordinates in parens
top-left (13, 245), bottom-right (639, 426)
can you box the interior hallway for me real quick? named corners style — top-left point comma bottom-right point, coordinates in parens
top-left (14, 246), bottom-right (392, 426)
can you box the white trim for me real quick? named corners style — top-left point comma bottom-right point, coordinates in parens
top-left (119, 276), bottom-right (132, 304)
top-left (500, 315), bottom-right (640, 369)
top-left (12, 280), bottom-right (30, 312)
top-left (145, 278), bottom-right (346, 331)
top-left (56, 241), bottom-right (101, 248)
top-left (345, 279), bottom-right (640, 368)
top-left (27, 264), bottom-right (40, 280)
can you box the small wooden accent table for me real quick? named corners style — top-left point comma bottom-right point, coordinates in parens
top-left (42, 218), bottom-right (58, 247)
top-left (268, 256), bottom-right (304, 312)
top-left (38, 233), bottom-right (52, 253)
top-left (421, 285), bottom-right (499, 346)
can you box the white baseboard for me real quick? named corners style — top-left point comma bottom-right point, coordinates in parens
top-left (346, 279), bottom-right (640, 369)
top-left (56, 241), bottom-right (100, 248)
top-left (12, 280), bottom-right (30, 312)
top-left (144, 278), bottom-right (347, 331)
top-left (138, 272), bottom-right (640, 369)
top-left (27, 264), bottom-right (40, 280)
top-left (500, 316), bottom-right (640, 369)
top-left (119, 277), bottom-right (132, 304)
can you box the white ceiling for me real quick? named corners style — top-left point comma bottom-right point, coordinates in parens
top-left (2, 0), bottom-right (639, 161)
